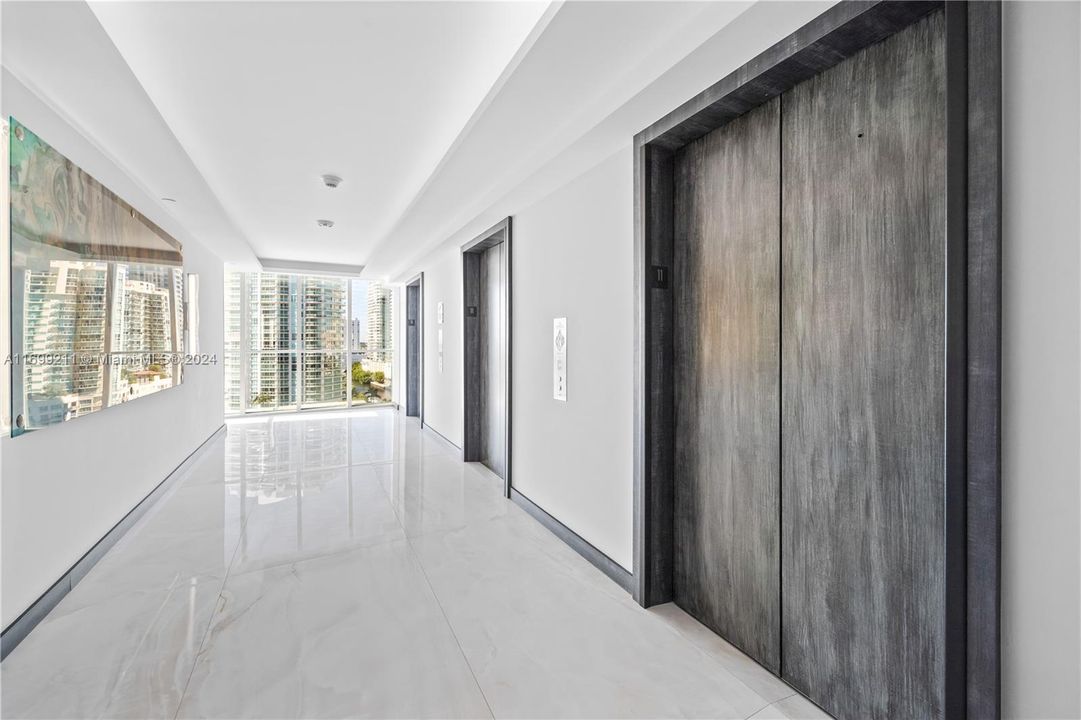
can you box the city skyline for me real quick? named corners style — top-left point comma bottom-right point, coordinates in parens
top-left (225, 272), bottom-right (393, 413)
top-left (18, 259), bottom-right (182, 429)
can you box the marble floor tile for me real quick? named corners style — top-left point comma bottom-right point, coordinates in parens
top-left (2, 408), bottom-right (827, 719)
top-left (1, 576), bottom-right (221, 719)
top-left (178, 440), bottom-right (229, 487)
top-left (648, 603), bottom-right (794, 705)
top-left (132, 482), bottom-right (248, 538)
top-left (176, 541), bottom-right (491, 719)
top-left (230, 464), bottom-right (406, 575)
top-left (65, 482), bottom-right (247, 607)
top-left (373, 455), bottom-right (511, 538)
top-left (409, 514), bottom-right (771, 719)
top-left (221, 412), bottom-right (451, 472)
top-left (746, 694), bottom-right (833, 719)
top-left (350, 424), bottom-right (456, 465)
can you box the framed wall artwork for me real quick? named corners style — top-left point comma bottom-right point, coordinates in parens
top-left (8, 118), bottom-right (185, 436)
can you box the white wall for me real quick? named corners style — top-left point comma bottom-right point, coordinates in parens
top-left (420, 244), bottom-right (465, 447)
top-left (398, 0), bottom-right (829, 577)
top-left (1, 72), bottom-right (226, 629)
top-left (404, 149), bottom-right (635, 578)
top-left (404, 150), bottom-right (635, 571)
top-left (1001, 2), bottom-right (1081, 718)
top-left (511, 149), bottom-right (633, 568)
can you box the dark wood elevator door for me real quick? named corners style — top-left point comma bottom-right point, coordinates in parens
top-left (479, 242), bottom-right (507, 479)
top-left (673, 98), bottom-right (781, 672)
top-left (780, 13), bottom-right (946, 719)
top-left (405, 283), bottom-right (420, 418)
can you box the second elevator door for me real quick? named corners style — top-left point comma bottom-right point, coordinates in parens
top-left (673, 98), bottom-right (781, 672)
top-left (479, 242), bottom-right (507, 479)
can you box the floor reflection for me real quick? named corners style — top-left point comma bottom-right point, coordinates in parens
top-left (1, 407), bottom-right (830, 720)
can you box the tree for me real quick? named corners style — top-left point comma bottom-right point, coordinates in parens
top-left (372, 371), bottom-right (385, 384)
top-left (352, 361), bottom-right (372, 387)
top-left (252, 392), bottom-right (273, 407)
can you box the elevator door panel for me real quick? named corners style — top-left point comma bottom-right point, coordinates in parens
top-left (780, 12), bottom-right (946, 719)
top-left (405, 284), bottom-right (420, 418)
top-left (479, 243), bottom-right (506, 479)
top-left (673, 98), bottom-right (780, 672)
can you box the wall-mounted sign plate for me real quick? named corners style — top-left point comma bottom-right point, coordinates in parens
top-left (553, 317), bottom-right (567, 402)
top-left (438, 328), bottom-right (444, 373)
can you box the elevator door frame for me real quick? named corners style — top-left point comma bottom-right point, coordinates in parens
top-left (405, 273), bottom-right (424, 424)
top-left (462, 217), bottom-right (512, 498)
top-left (631, 2), bottom-right (1001, 718)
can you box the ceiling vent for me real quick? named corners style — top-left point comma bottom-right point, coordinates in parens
top-left (321, 174), bottom-right (342, 189)
top-left (316, 219), bottom-right (335, 228)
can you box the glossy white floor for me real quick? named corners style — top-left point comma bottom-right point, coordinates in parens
top-left (1, 408), bottom-right (829, 719)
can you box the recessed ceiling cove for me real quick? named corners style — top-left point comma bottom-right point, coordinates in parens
top-left (89, 0), bottom-right (549, 268)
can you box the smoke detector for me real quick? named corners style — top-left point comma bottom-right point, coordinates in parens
top-left (316, 219), bottom-right (335, 229)
top-left (321, 174), bottom-right (342, 189)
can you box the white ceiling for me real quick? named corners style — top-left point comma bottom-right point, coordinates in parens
top-left (2, 1), bottom-right (808, 278)
top-left (368, 0), bottom-right (758, 278)
top-left (88, 0), bottom-right (550, 269)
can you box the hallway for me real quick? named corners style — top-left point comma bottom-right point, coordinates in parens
top-left (2, 409), bottom-right (825, 719)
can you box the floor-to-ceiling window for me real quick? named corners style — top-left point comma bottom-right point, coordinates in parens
top-left (350, 280), bottom-right (394, 405)
top-left (224, 271), bottom-right (393, 414)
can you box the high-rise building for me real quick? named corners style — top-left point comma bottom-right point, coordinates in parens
top-left (124, 264), bottom-right (184, 350)
top-left (233, 272), bottom-right (348, 410)
top-left (246, 273), bottom-right (298, 409)
top-left (300, 276), bottom-right (347, 405)
top-left (20, 260), bottom-right (182, 424)
top-left (223, 271), bottom-right (244, 413)
top-left (118, 280), bottom-right (172, 352)
top-left (22, 260), bottom-right (109, 424)
top-left (366, 282), bottom-right (392, 363)
top-left (350, 318), bottom-right (362, 352)
top-left (107, 265), bottom-right (176, 405)
top-left (223, 272), bottom-right (391, 413)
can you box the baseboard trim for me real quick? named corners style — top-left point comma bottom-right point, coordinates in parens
top-left (509, 488), bottom-right (635, 595)
top-left (0, 423), bottom-right (227, 661)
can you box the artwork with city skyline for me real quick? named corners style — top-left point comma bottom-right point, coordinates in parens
top-left (8, 118), bottom-right (185, 435)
